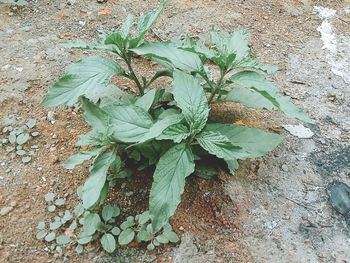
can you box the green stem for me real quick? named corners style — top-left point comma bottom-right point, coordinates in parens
top-left (123, 52), bottom-right (144, 96)
top-left (208, 71), bottom-right (225, 104)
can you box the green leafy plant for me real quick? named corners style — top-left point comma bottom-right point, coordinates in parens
top-left (1, 117), bottom-right (40, 163)
top-left (42, 0), bottom-right (313, 250)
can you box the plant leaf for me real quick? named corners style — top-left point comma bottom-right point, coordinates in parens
top-left (62, 40), bottom-right (120, 53)
top-left (172, 71), bottom-right (209, 134)
top-left (129, 0), bottom-right (169, 47)
top-left (81, 97), bottom-right (109, 133)
top-left (118, 228), bottom-right (135, 245)
top-left (205, 123), bottom-right (283, 160)
top-left (137, 112), bottom-right (184, 144)
top-left (101, 233), bottom-right (116, 253)
top-left (82, 151), bottom-right (116, 209)
top-left (157, 123), bottom-right (190, 143)
top-left (226, 71), bottom-right (313, 123)
top-left (64, 148), bottom-right (104, 169)
top-left (102, 205), bottom-right (120, 222)
top-left (42, 56), bottom-right (124, 107)
top-left (149, 143), bottom-right (195, 232)
top-left (196, 131), bottom-right (242, 160)
top-left (82, 213), bottom-right (101, 236)
top-left (56, 235), bottom-right (71, 245)
top-left (225, 159), bottom-right (239, 175)
top-left (131, 42), bottom-right (202, 72)
top-left (107, 104), bottom-right (153, 143)
top-left (135, 89), bottom-right (157, 111)
top-left (226, 86), bottom-right (275, 110)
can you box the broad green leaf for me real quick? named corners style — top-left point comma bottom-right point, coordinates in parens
top-left (42, 56), bottom-right (124, 107)
top-left (129, 0), bottom-right (169, 47)
top-left (106, 104), bottom-right (153, 143)
top-left (233, 58), bottom-right (278, 73)
top-left (196, 131), bottom-right (241, 160)
top-left (157, 123), bottom-right (190, 143)
top-left (119, 14), bottom-right (134, 39)
top-left (225, 159), bottom-right (239, 175)
top-left (64, 148), bottom-right (104, 169)
top-left (131, 42), bottom-right (202, 72)
top-left (62, 40), bottom-right (120, 53)
top-left (138, 211), bottom-right (150, 224)
top-left (118, 228), bottom-right (135, 245)
top-left (75, 130), bottom-right (104, 147)
top-left (226, 86), bottom-right (274, 110)
top-left (172, 71), bottom-right (209, 134)
top-left (135, 89), bottom-right (157, 111)
top-left (82, 151), bottom-right (116, 208)
top-left (227, 71), bottom-right (312, 123)
top-left (81, 97), bottom-right (109, 133)
top-left (149, 143), bottom-right (195, 232)
top-left (101, 233), bottom-right (116, 253)
top-left (102, 205), bottom-right (120, 222)
top-left (205, 123), bottom-right (283, 159)
top-left (82, 213), bottom-right (101, 236)
top-left (137, 112), bottom-right (184, 144)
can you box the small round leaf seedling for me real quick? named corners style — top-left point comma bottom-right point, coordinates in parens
top-left (21, 156), bottom-right (31, 163)
top-left (118, 228), bottom-right (135, 245)
top-left (45, 232), bottom-right (56, 242)
top-left (101, 233), bottom-right (116, 253)
top-left (45, 192), bottom-right (55, 202)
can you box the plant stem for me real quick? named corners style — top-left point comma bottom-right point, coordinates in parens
top-left (124, 52), bottom-right (144, 96)
top-left (208, 71), bottom-right (225, 104)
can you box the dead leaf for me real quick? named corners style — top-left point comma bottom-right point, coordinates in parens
top-left (97, 7), bottom-right (112, 16)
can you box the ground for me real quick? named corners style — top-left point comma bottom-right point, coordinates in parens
top-left (0, 0), bottom-right (349, 262)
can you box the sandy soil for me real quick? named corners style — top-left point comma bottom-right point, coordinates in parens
top-left (0, 0), bottom-right (349, 262)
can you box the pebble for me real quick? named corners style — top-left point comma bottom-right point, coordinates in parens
top-left (281, 164), bottom-right (289, 172)
top-left (0, 207), bottom-right (13, 216)
top-left (47, 111), bottom-right (55, 123)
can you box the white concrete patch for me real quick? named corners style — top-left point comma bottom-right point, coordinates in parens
top-left (283, 124), bottom-right (314, 139)
top-left (314, 6), bottom-right (350, 84)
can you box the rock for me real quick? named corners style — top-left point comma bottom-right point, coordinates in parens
top-left (47, 111), bottom-right (55, 123)
top-left (281, 164), bottom-right (289, 172)
top-left (282, 124), bottom-right (314, 138)
top-left (327, 181), bottom-right (350, 224)
top-left (0, 207), bottom-right (13, 216)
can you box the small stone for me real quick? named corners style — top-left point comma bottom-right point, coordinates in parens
top-left (47, 111), bottom-right (55, 123)
top-left (0, 207), bottom-right (13, 216)
top-left (281, 164), bottom-right (289, 172)
top-left (179, 226), bottom-right (184, 231)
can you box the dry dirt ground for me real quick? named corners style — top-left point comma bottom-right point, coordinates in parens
top-left (1, 0), bottom-right (350, 262)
